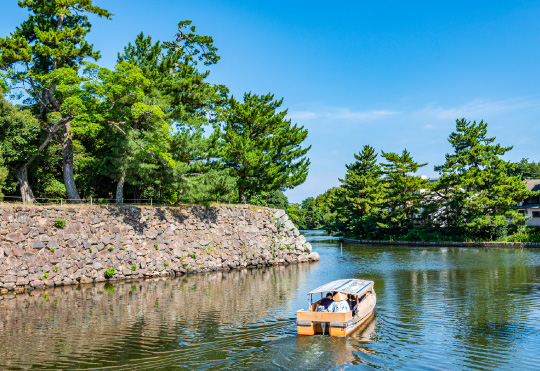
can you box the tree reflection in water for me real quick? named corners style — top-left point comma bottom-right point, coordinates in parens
top-left (1, 230), bottom-right (540, 370)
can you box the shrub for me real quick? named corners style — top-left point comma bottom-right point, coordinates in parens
top-left (50, 247), bottom-right (55, 252)
top-left (189, 253), bottom-right (196, 259)
top-left (89, 248), bottom-right (93, 253)
top-left (154, 244), bottom-right (158, 250)
top-left (43, 272), bottom-right (49, 279)
top-left (108, 246), bottom-right (114, 252)
top-left (104, 268), bottom-right (116, 279)
top-left (55, 219), bottom-right (66, 228)
top-left (131, 264), bottom-right (137, 271)
top-left (53, 266), bottom-right (58, 272)
top-left (164, 261), bottom-right (169, 267)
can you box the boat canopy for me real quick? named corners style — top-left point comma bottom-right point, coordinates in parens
top-left (308, 279), bottom-right (374, 297)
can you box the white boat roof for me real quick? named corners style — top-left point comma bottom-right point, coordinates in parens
top-left (308, 279), bottom-right (374, 296)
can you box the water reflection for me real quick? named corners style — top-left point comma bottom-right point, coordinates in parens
top-left (0, 230), bottom-right (539, 370)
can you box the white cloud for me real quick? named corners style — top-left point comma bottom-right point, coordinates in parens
top-left (415, 97), bottom-right (540, 122)
top-left (288, 107), bottom-right (399, 122)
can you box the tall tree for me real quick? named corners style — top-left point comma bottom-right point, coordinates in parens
top-left (380, 149), bottom-right (428, 235)
top-left (217, 92), bottom-right (310, 201)
top-left (0, 156), bottom-right (8, 200)
top-left (0, 0), bottom-right (111, 202)
top-left (330, 145), bottom-right (385, 237)
top-left (431, 119), bottom-right (534, 237)
top-left (0, 92), bottom-right (41, 200)
top-left (117, 22), bottom-right (231, 202)
top-left (77, 61), bottom-right (171, 204)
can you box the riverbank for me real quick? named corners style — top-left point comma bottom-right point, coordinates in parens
top-left (0, 205), bottom-right (319, 293)
top-left (342, 237), bottom-right (540, 248)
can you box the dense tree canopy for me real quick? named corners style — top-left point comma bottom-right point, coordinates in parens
top-left (301, 119), bottom-right (536, 241)
top-left (428, 119), bottom-right (533, 237)
top-left (328, 145), bottom-right (385, 237)
top-left (0, 3), bottom-right (310, 204)
top-left (216, 92), bottom-right (310, 201)
top-left (0, 0), bottom-right (112, 202)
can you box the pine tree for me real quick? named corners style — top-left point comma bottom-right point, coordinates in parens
top-left (380, 149), bottom-right (428, 235)
top-left (216, 92), bottom-right (310, 201)
top-left (431, 119), bottom-right (534, 237)
top-left (330, 145), bottom-right (385, 237)
top-left (0, 0), bottom-right (111, 202)
top-left (117, 23), bottom-right (232, 202)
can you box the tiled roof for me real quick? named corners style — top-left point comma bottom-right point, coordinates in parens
top-left (525, 179), bottom-right (540, 192)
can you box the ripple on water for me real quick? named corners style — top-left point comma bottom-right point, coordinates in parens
top-left (1, 231), bottom-right (540, 370)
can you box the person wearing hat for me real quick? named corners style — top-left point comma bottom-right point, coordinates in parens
top-left (327, 292), bottom-right (351, 313)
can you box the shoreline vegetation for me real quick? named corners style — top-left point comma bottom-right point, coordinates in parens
top-left (289, 119), bottom-right (540, 244)
top-left (342, 237), bottom-right (540, 248)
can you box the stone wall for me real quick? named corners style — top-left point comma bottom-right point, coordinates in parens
top-left (0, 205), bottom-right (318, 293)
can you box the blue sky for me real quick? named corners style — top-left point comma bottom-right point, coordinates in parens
top-left (2, 1), bottom-right (540, 203)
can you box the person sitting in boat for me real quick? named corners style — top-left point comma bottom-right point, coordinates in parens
top-left (317, 293), bottom-right (334, 311)
top-left (348, 295), bottom-right (358, 315)
top-left (327, 292), bottom-right (350, 312)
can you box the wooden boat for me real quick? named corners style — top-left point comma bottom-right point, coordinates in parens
top-left (296, 278), bottom-right (376, 337)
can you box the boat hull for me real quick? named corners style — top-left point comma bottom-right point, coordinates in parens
top-left (297, 290), bottom-right (376, 337)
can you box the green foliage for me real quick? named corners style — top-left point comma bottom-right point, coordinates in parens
top-left (189, 253), bottom-right (196, 259)
top-left (322, 119), bottom-right (536, 242)
top-left (379, 149), bottom-right (428, 235)
top-left (0, 1), bottom-right (112, 201)
top-left (216, 92), bottom-right (310, 201)
top-left (328, 145), bottom-right (387, 237)
top-left (154, 244), bottom-right (158, 250)
top-left (131, 264), bottom-right (137, 271)
top-left (334, 153), bottom-right (379, 234)
top-left (104, 268), bottom-right (115, 279)
top-left (163, 261), bottom-right (169, 267)
top-left (49, 247), bottom-right (55, 253)
top-left (53, 266), bottom-right (58, 273)
top-left (507, 158), bottom-right (540, 179)
top-left (0, 156), bottom-right (7, 200)
top-left (0, 7), bottom-right (310, 205)
top-left (429, 119), bottom-right (534, 238)
top-left (89, 248), bottom-right (92, 253)
top-left (108, 246), bottom-right (114, 252)
top-left (55, 219), bottom-right (66, 228)
top-left (43, 272), bottom-right (49, 279)
top-left (250, 189), bottom-right (289, 209)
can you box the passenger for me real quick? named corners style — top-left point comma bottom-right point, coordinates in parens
top-left (317, 293), bottom-right (334, 311)
top-left (327, 292), bottom-right (350, 313)
top-left (348, 295), bottom-right (358, 315)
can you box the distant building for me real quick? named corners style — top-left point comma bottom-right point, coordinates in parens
top-left (518, 179), bottom-right (540, 227)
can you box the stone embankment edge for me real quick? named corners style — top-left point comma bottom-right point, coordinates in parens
top-left (342, 238), bottom-right (540, 248)
top-left (0, 205), bottom-right (319, 294)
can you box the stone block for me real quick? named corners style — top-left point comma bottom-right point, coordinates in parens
top-left (31, 241), bottom-right (46, 249)
top-left (11, 247), bottom-right (24, 257)
top-left (48, 241), bottom-right (60, 250)
top-left (6, 232), bottom-right (24, 243)
top-left (273, 209), bottom-right (286, 219)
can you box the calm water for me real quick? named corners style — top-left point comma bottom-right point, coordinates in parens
top-left (1, 230), bottom-right (540, 370)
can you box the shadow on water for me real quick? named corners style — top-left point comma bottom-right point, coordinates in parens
top-left (1, 229), bottom-right (540, 370)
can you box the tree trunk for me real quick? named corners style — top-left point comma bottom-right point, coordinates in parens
top-left (17, 166), bottom-right (36, 204)
top-left (116, 173), bottom-right (125, 205)
top-left (238, 188), bottom-right (245, 203)
top-left (61, 121), bottom-right (81, 203)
